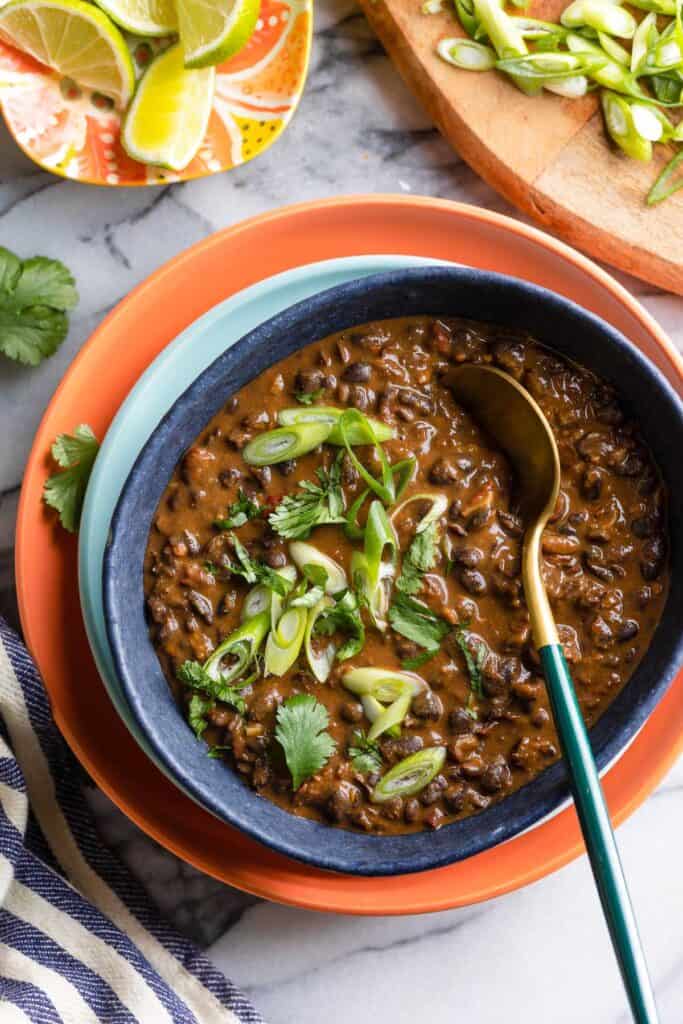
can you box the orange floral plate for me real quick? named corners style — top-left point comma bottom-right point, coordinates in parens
top-left (0, 0), bottom-right (312, 186)
top-left (16, 197), bottom-right (683, 914)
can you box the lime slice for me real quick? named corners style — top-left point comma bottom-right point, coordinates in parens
top-left (176, 0), bottom-right (260, 69)
top-left (0, 0), bottom-right (135, 108)
top-left (94, 0), bottom-right (176, 37)
top-left (122, 42), bottom-right (215, 171)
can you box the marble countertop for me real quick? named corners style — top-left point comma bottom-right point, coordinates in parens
top-left (1, 2), bottom-right (682, 1021)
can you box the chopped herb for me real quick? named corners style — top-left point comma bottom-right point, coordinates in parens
top-left (315, 589), bottom-right (366, 661)
top-left (214, 489), bottom-right (261, 530)
top-left (453, 624), bottom-right (487, 717)
top-left (0, 247), bottom-right (78, 366)
top-left (401, 648), bottom-right (439, 671)
top-left (295, 387), bottom-right (325, 405)
top-left (177, 659), bottom-right (249, 714)
top-left (269, 453), bottom-right (346, 540)
top-left (43, 424), bottom-right (99, 533)
top-left (396, 521), bottom-right (440, 595)
top-left (275, 694), bottom-right (336, 790)
top-left (302, 563), bottom-right (329, 588)
top-left (208, 744), bottom-right (232, 759)
top-left (226, 533), bottom-right (293, 596)
top-left (203, 560), bottom-right (220, 575)
top-left (348, 730), bottom-right (383, 774)
top-left (388, 591), bottom-right (450, 656)
top-left (188, 694), bottom-right (212, 739)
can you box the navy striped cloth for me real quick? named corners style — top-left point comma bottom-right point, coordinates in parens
top-left (0, 616), bottom-right (264, 1024)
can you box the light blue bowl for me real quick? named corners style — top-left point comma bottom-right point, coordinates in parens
top-left (79, 254), bottom-right (452, 770)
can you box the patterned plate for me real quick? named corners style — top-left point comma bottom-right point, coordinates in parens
top-left (0, 0), bottom-right (312, 185)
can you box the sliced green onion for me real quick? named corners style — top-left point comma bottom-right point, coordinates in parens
top-left (289, 541), bottom-right (348, 593)
top-left (473, 0), bottom-right (541, 93)
top-left (342, 667), bottom-right (427, 702)
top-left (242, 565), bottom-right (297, 622)
top-left (305, 596), bottom-right (336, 682)
top-left (277, 406), bottom-right (395, 446)
top-left (390, 492), bottom-right (448, 533)
top-left (647, 149), bottom-right (683, 203)
top-left (631, 12), bottom-right (658, 72)
top-left (561, 0), bottom-right (636, 38)
top-left (264, 606), bottom-right (307, 676)
top-left (338, 409), bottom-right (397, 505)
top-left (455, 0), bottom-right (481, 37)
top-left (514, 16), bottom-right (568, 48)
top-left (567, 33), bottom-right (648, 97)
top-left (631, 101), bottom-right (672, 139)
top-left (371, 746), bottom-right (447, 802)
top-left (367, 694), bottom-right (412, 742)
top-left (361, 694), bottom-right (401, 739)
top-left (649, 71), bottom-right (683, 104)
top-left (627, 0), bottom-right (675, 12)
top-left (497, 51), bottom-right (605, 79)
top-left (344, 455), bottom-right (416, 542)
top-left (597, 31), bottom-right (630, 65)
top-left (422, 0), bottom-right (444, 12)
top-left (242, 423), bottom-right (331, 466)
top-left (602, 90), bottom-right (653, 160)
top-left (544, 75), bottom-right (590, 96)
top-left (437, 37), bottom-right (496, 69)
top-left (351, 500), bottom-right (397, 631)
top-left (204, 611), bottom-right (270, 684)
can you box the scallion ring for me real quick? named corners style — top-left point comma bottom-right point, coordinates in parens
top-left (351, 500), bottom-right (398, 631)
top-left (342, 667), bottom-right (427, 702)
top-left (366, 694), bottom-right (412, 742)
top-left (496, 51), bottom-right (606, 79)
top-left (338, 409), bottom-right (397, 505)
top-left (277, 406), bottom-right (395, 445)
top-left (544, 75), bottom-right (590, 96)
top-left (361, 694), bottom-right (401, 739)
top-left (242, 422), bottom-right (331, 466)
top-left (631, 11), bottom-right (658, 72)
top-left (647, 149), bottom-right (683, 204)
top-left (204, 611), bottom-right (270, 684)
top-left (305, 596), bottom-right (336, 682)
top-left (371, 746), bottom-right (447, 802)
top-left (561, 0), bottom-right (636, 38)
top-left (289, 541), bottom-right (348, 593)
top-left (390, 492), bottom-right (449, 534)
top-left (264, 606), bottom-right (307, 677)
top-left (602, 90), bottom-right (653, 159)
top-left (437, 37), bottom-right (496, 70)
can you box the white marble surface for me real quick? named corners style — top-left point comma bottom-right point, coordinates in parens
top-left (1, 1), bottom-right (682, 1020)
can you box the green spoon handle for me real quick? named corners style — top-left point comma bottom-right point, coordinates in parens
top-left (539, 643), bottom-right (659, 1024)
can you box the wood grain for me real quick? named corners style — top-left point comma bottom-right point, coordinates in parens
top-left (359, 0), bottom-right (683, 295)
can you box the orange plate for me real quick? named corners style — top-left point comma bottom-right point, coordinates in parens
top-left (16, 196), bottom-right (683, 915)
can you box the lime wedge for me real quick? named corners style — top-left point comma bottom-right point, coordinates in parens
top-left (176, 0), bottom-right (260, 69)
top-left (0, 0), bottom-right (135, 108)
top-left (94, 0), bottom-right (176, 37)
top-left (122, 42), bottom-right (215, 171)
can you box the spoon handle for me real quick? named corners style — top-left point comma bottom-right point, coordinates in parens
top-left (540, 643), bottom-right (659, 1024)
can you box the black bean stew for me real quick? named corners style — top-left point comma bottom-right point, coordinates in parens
top-left (144, 317), bottom-right (668, 834)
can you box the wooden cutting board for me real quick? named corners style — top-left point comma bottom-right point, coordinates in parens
top-left (358, 0), bottom-right (683, 295)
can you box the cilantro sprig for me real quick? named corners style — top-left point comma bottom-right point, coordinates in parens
top-left (269, 454), bottom-right (346, 540)
top-left (396, 520), bottom-right (439, 596)
top-left (348, 730), bottom-right (383, 775)
top-left (0, 247), bottom-right (78, 366)
top-left (43, 424), bottom-right (99, 533)
top-left (226, 533), bottom-right (293, 596)
top-left (214, 489), bottom-right (261, 530)
top-left (178, 660), bottom-right (251, 738)
top-left (315, 589), bottom-right (366, 661)
top-left (275, 694), bottom-right (336, 790)
top-left (454, 625), bottom-right (487, 717)
top-left (294, 387), bottom-right (325, 406)
top-left (388, 591), bottom-right (449, 668)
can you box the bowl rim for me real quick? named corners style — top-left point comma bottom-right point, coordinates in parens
top-left (104, 264), bottom-right (683, 875)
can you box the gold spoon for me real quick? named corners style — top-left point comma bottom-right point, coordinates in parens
top-left (448, 363), bottom-right (659, 1024)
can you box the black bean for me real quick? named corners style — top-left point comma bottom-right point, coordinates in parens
top-left (617, 620), bottom-right (640, 643)
top-left (326, 782), bottom-right (361, 823)
top-left (480, 758), bottom-right (511, 794)
top-left (264, 549), bottom-right (287, 569)
top-left (444, 784), bottom-right (466, 812)
top-left (411, 690), bottom-right (443, 720)
top-left (457, 568), bottom-right (487, 595)
top-left (343, 362), bottom-right (372, 383)
top-left (404, 798), bottom-right (421, 824)
top-left (187, 590), bottom-right (213, 624)
top-left (454, 547), bottom-right (483, 568)
top-left (295, 369), bottom-right (324, 394)
top-left (340, 701), bottom-right (364, 724)
top-left (448, 708), bottom-right (474, 734)
top-left (429, 457), bottom-right (459, 484)
top-left (277, 459), bottom-right (297, 476)
top-left (631, 515), bottom-right (656, 538)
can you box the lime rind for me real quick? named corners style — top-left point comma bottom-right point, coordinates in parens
top-left (178, 0), bottom-right (260, 69)
top-left (93, 0), bottom-right (176, 38)
top-left (122, 42), bottom-right (215, 171)
top-left (0, 0), bottom-right (135, 107)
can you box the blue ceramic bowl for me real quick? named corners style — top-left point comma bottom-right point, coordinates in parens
top-left (103, 267), bottom-right (683, 876)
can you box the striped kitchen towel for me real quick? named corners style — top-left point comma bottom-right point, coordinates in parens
top-left (0, 616), bottom-right (264, 1024)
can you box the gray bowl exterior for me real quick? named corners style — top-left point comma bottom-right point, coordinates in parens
top-left (103, 267), bottom-right (683, 877)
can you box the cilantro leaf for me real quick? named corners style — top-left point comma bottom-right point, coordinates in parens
top-left (269, 454), bottom-right (346, 540)
top-left (453, 625), bottom-right (487, 716)
top-left (275, 694), bottom-right (336, 790)
top-left (0, 247), bottom-right (77, 366)
top-left (295, 388), bottom-right (325, 405)
top-left (226, 533), bottom-right (292, 596)
top-left (189, 694), bottom-right (212, 739)
top-left (315, 589), bottom-right (366, 661)
top-left (348, 730), bottom-right (383, 775)
top-left (396, 521), bottom-right (439, 595)
top-left (214, 489), bottom-right (261, 530)
top-left (177, 660), bottom-right (248, 715)
top-left (43, 424), bottom-right (99, 533)
top-left (388, 591), bottom-right (449, 656)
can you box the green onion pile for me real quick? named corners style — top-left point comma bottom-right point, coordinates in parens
top-left (430, 0), bottom-right (683, 204)
top-left (175, 407), bottom-right (486, 800)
